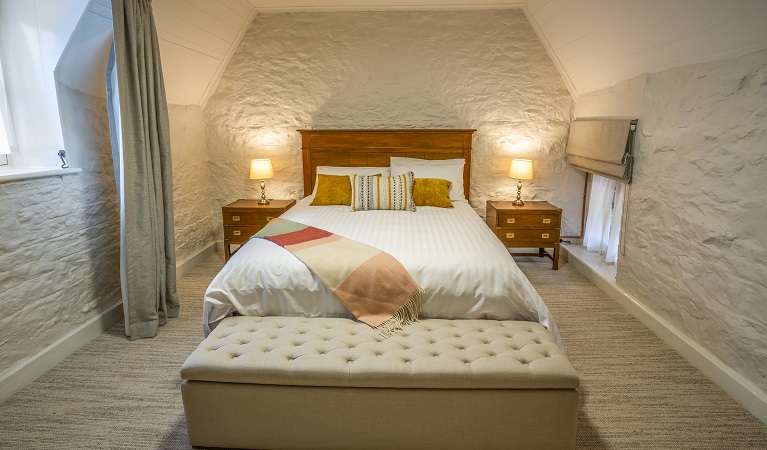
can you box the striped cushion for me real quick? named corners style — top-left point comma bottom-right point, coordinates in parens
top-left (351, 172), bottom-right (416, 212)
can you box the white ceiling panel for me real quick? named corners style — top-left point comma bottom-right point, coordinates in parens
top-left (158, 39), bottom-right (222, 105)
top-left (186, 0), bottom-right (250, 28)
top-left (525, 0), bottom-right (551, 14)
top-left (153, 7), bottom-right (231, 57)
top-left (244, 0), bottom-right (526, 12)
top-left (154, 0), bottom-right (239, 42)
top-left (150, 0), bottom-right (256, 104)
top-left (221, 0), bottom-right (256, 17)
top-left (525, 0), bottom-right (767, 96)
top-left (87, 0), bottom-right (112, 20)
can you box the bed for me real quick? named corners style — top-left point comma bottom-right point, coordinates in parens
top-left (183, 129), bottom-right (578, 449)
top-left (203, 129), bottom-right (562, 347)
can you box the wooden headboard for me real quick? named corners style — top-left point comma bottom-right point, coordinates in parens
top-left (298, 129), bottom-right (476, 199)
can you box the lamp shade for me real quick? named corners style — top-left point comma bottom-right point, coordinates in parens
top-left (249, 158), bottom-right (274, 180)
top-left (508, 159), bottom-right (533, 180)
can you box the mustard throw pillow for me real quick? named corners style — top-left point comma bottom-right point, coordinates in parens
top-left (311, 174), bottom-right (353, 206)
top-left (413, 178), bottom-right (453, 208)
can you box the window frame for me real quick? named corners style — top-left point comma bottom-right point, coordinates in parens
top-left (0, 55), bottom-right (16, 166)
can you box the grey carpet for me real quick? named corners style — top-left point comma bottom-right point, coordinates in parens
top-left (1, 253), bottom-right (765, 449)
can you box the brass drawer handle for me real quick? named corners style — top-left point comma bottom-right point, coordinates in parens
top-left (233, 230), bottom-right (242, 236)
top-left (232, 215), bottom-right (241, 222)
top-left (543, 218), bottom-right (551, 224)
top-left (542, 233), bottom-right (549, 239)
top-left (506, 218), bottom-right (515, 224)
top-left (506, 233), bottom-right (514, 239)
top-left (266, 216), bottom-right (275, 221)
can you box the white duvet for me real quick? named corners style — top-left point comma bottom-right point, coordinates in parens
top-left (203, 197), bottom-right (563, 348)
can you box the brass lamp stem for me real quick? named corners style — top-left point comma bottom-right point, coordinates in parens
top-left (513, 178), bottom-right (524, 206)
top-left (258, 179), bottom-right (270, 205)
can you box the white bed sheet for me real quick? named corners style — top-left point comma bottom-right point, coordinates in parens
top-left (204, 197), bottom-right (563, 348)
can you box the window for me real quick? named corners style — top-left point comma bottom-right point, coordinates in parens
top-left (583, 174), bottom-right (626, 265)
top-left (0, 56), bottom-right (15, 165)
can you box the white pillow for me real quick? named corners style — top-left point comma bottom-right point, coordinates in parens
top-left (312, 166), bottom-right (391, 195)
top-left (390, 157), bottom-right (466, 201)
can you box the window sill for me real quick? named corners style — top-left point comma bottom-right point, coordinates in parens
top-left (561, 243), bottom-right (617, 282)
top-left (0, 167), bottom-right (82, 183)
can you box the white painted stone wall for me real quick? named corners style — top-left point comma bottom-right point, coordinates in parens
top-left (204, 10), bottom-right (582, 236)
top-left (167, 104), bottom-right (215, 262)
top-left (0, 86), bottom-right (120, 377)
top-left (576, 49), bottom-right (767, 394)
top-left (0, 90), bottom-right (215, 377)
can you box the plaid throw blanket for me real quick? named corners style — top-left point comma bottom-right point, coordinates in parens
top-left (253, 219), bottom-right (422, 336)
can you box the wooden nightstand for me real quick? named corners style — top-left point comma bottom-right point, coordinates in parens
top-left (222, 199), bottom-right (296, 261)
top-left (486, 201), bottom-right (562, 270)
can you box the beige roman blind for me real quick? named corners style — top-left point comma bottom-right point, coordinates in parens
top-left (565, 119), bottom-right (638, 183)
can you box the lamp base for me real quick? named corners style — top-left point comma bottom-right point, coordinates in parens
top-left (513, 179), bottom-right (525, 206)
top-left (259, 179), bottom-right (270, 204)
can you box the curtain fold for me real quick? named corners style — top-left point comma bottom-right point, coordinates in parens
top-left (583, 175), bottom-right (615, 254)
top-left (109, 0), bottom-right (178, 339)
top-left (0, 57), bottom-right (16, 156)
top-left (583, 174), bottom-right (625, 265)
top-left (605, 182), bottom-right (625, 264)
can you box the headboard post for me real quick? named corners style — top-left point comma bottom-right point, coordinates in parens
top-left (298, 129), bottom-right (476, 199)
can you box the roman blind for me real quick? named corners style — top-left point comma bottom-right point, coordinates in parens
top-left (565, 119), bottom-right (638, 183)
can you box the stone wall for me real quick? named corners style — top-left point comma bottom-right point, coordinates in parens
top-left (167, 104), bottom-right (215, 262)
top-left (0, 91), bottom-right (215, 377)
top-left (576, 49), bottom-right (767, 394)
top-left (204, 10), bottom-right (581, 236)
top-left (0, 86), bottom-right (120, 377)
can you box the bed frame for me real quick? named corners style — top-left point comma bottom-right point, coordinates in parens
top-left (298, 129), bottom-right (475, 199)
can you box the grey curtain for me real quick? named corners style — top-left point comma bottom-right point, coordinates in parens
top-left (109, 0), bottom-right (178, 339)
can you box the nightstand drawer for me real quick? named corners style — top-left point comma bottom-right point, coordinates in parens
top-left (497, 229), bottom-right (560, 245)
top-left (224, 226), bottom-right (265, 241)
top-left (223, 212), bottom-right (277, 226)
top-left (486, 200), bottom-right (562, 270)
top-left (498, 214), bottom-right (560, 229)
top-left (221, 199), bottom-right (296, 262)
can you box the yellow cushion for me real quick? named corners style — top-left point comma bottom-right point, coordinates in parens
top-left (413, 178), bottom-right (453, 208)
top-left (311, 174), bottom-right (352, 206)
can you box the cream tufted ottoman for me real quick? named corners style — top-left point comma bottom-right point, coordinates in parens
top-left (181, 316), bottom-right (579, 449)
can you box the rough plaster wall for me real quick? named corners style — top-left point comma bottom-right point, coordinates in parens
top-left (0, 86), bottom-right (120, 377)
top-left (204, 10), bottom-right (580, 237)
top-left (168, 104), bottom-right (215, 262)
top-left (576, 49), bottom-right (767, 394)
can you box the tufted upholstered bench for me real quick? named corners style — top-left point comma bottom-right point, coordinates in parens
top-left (181, 316), bottom-right (579, 449)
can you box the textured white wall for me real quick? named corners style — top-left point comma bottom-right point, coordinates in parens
top-left (168, 104), bottom-right (215, 262)
top-left (0, 85), bottom-right (120, 377)
top-left (0, 95), bottom-right (215, 377)
top-left (576, 49), bottom-right (767, 394)
top-left (203, 10), bottom-right (581, 236)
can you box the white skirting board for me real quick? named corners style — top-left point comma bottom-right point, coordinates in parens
top-left (0, 241), bottom-right (219, 404)
top-left (0, 302), bottom-right (124, 404)
top-left (561, 245), bottom-right (767, 425)
top-left (176, 241), bottom-right (218, 278)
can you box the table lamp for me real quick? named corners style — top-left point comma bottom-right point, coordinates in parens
top-left (508, 159), bottom-right (533, 206)
top-left (250, 158), bottom-right (274, 205)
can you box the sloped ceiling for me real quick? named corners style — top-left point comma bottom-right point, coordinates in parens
top-left (524, 0), bottom-right (767, 96)
top-left (152, 0), bottom-right (767, 104)
top-left (152, 0), bottom-right (256, 105)
top-left (244, 0), bottom-right (526, 11)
